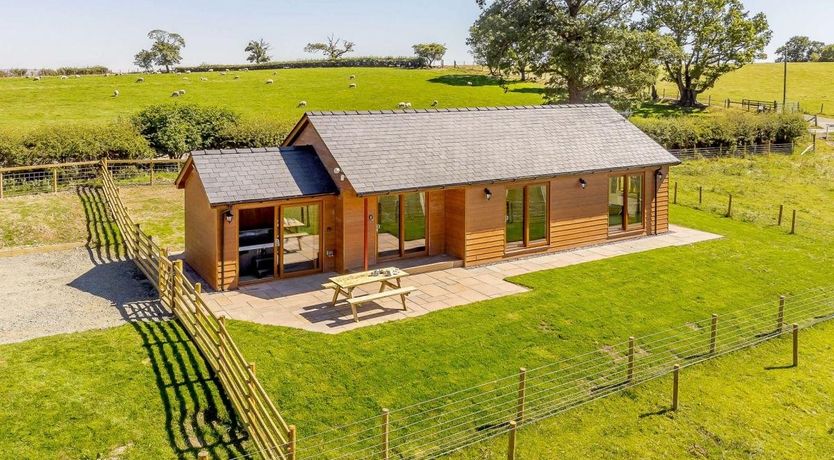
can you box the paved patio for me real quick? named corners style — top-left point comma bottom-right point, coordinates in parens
top-left (202, 225), bottom-right (720, 333)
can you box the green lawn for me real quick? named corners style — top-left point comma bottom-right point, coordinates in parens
top-left (657, 62), bottom-right (834, 115)
top-left (0, 68), bottom-right (544, 130)
top-left (0, 321), bottom-right (249, 459)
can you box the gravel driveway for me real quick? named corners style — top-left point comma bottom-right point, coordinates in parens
top-left (0, 247), bottom-right (170, 345)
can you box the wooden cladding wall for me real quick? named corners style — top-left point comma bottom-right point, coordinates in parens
top-left (464, 185), bottom-right (506, 264)
top-left (428, 191), bottom-right (446, 256)
top-left (340, 194), bottom-right (370, 272)
top-left (444, 189), bottom-right (466, 260)
top-left (649, 166), bottom-right (670, 234)
top-left (550, 174), bottom-right (609, 251)
top-left (183, 172), bottom-right (220, 289)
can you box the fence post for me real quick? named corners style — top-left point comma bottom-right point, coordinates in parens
top-left (709, 314), bottom-right (717, 354)
top-left (149, 162), bottom-right (155, 186)
top-left (217, 315), bottom-right (226, 380)
top-left (778, 204), bottom-right (784, 226)
top-left (698, 186), bottom-right (703, 206)
top-left (173, 260), bottom-right (183, 314)
top-left (52, 168), bottom-right (58, 193)
top-left (671, 364), bottom-right (680, 411)
top-left (777, 295), bottom-right (785, 333)
top-left (0, 172), bottom-right (4, 199)
top-left (726, 194), bottom-right (733, 217)
top-left (627, 336), bottom-right (635, 383)
top-left (158, 249), bottom-right (167, 304)
top-left (382, 408), bottom-right (390, 460)
top-left (792, 324), bottom-right (799, 367)
top-left (288, 425), bottom-right (297, 460)
top-left (507, 420), bottom-right (517, 460)
top-left (246, 362), bottom-right (257, 436)
top-left (673, 182), bottom-right (678, 204)
top-left (790, 210), bottom-right (797, 234)
top-left (516, 368), bottom-right (527, 423)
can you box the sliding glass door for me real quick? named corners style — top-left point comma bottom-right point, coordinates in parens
top-left (505, 183), bottom-right (548, 250)
top-left (280, 203), bottom-right (321, 275)
top-left (608, 173), bottom-right (644, 233)
top-left (378, 192), bottom-right (427, 259)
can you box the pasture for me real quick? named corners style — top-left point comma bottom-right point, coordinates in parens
top-left (0, 67), bottom-right (545, 129)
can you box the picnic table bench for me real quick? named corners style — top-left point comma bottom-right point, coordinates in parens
top-left (322, 268), bottom-right (417, 322)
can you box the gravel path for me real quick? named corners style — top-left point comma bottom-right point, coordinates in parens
top-left (0, 247), bottom-right (170, 345)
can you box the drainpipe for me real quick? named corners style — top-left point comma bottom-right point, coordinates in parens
top-left (363, 198), bottom-right (369, 271)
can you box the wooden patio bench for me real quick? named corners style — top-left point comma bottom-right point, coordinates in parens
top-left (282, 232), bottom-right (308, 251)
top-left (345, 286), bottom-right (417, 322)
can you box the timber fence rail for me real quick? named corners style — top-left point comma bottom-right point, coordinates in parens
top-left (0, 158), bottom-right (184, 198)
top-left (668, 142), bottom-right (794, 161)
top-left (236, 287), bottom-right (834, 460)
top-left (98, 160), bottom-right (294, 460)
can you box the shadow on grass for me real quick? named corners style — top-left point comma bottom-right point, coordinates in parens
top-left (428, 74), bottom-right (509, 87)
top-left (75, 185), bottom-right (249, 458)
top-left (509, 87), bottom-right (546, 95)
top-left (638, 407), bottom-right (674, 419)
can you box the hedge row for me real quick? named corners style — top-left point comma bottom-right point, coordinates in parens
top-left (631, 112), bottom-right (808, 149)
top-left (175, 56), bottom-right (424, 73)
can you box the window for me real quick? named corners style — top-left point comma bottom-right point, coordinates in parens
top-left (609, 173), bottom-right (644, 232)
top-left (506, 184), bottom-right (549, 250)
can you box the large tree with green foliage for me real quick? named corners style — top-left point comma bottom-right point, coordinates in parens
top-left (245, 39), bottom-right (272, 64)
top-left (412, 43), bottom-right (448, 67)
top-left (819, 44), bottom-right (834, 63)
top-left (776, 35), bottom-right (824, 63)
top-left (472, 0), bottom-right (665, 103)
top-left (304, 35), bottom-right (355, 60)
top-left (642, 0), bottom-right (771, 107)
top-left (133, 49), bottom-right (155, 71)
top-left (136, 30), bottom-right (186, 73)
top-left (468, 0), bottom-right (539, 81)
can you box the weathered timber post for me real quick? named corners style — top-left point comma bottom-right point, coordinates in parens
top-left (673, 182), bottom-right (678, 204)
top-left (790, 210), bottom-right (797, 234)
top-left (247, 362), bottom-right (257, 436)
top-left (778, 204), bottom-right (784, 226)
top-left (709, 314), bottom-right (718, 355)
top-left (149, 162), bottom-right (155, 186)
top-left (173, 260), bottom-right (184, 314)
top-left (726, 194), bottom-right (733, 217)
top-left (672, 364), bottom-right (680, 411)
top-left (288, 425), bottom-right (297, 460)
top-left (792, 324), bottom-right (799, 367)
top-left (627, 337), bottom-right (635, 383)
top-left (381, 408), bottom-right (390, 460)
top-left (0, 172), bottom-right (4, 199)
top-left (52, 168), bottom-right (58, 192)
top-left (507, 420), bottom-right (517, 460)
top-left (517, 368), bottom-right (527, 423)
top-left (777, 296), bottom-right (785, 333)
top-left (698, 186), bottom-right (703, 206)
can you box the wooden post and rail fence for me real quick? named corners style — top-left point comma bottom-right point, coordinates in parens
top-left (98, 160), bottom-right (293, 460)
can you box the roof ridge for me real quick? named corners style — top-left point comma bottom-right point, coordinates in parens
top-left (305, 103), bottom-right (610, 117)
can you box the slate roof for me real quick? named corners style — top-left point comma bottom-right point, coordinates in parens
top-left (299, 104), bottom-right (680, 196)
top-left (189, 146), bottom-right (337, 206)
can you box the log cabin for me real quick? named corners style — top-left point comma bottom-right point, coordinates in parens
top-left (175, 104), bottom-right (680, 291)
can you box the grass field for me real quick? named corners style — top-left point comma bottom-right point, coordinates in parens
top-left (657, 62), bottom-right (834, 115)
top-left (0, 67), bottom-right (544, 129)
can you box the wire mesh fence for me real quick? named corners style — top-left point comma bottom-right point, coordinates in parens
top-left (0, 158), bottom-right (184, 199)
top-left (258, 287), bottom-right (834, 460)
top-left (668, 143), bottom-right (794, 162)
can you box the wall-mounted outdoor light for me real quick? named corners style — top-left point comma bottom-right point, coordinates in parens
top-left (579, 178), bottom-right (587, 189)
top-left (655, 169), bottom-right (664, 182)
top-left (484, 188), bottom-right (493, 200)
top-left (223, 209), bottom-right (234, 223)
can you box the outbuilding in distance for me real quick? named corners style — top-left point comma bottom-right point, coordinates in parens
top-left (175, 104), bottom-right (679, 291)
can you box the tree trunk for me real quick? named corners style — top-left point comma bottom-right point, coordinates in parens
top-left (678, 87), bottom-right (698, 107)
top-left (519, 66), bottom-right (527, 82)
top-left (651, 85), bottom-right (658, 101)
top-left (567, 80), bottom-right (587, 103)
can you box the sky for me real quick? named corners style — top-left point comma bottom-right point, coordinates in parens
top-left (2, 0), bottom-right (834, 71)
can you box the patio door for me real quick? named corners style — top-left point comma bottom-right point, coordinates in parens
top-left (377, 192), bottom-right (427, 260)
top-left (277, 202), bottom-right (322, 278)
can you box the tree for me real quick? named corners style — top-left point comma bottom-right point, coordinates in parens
top-left (304, 35), bottom-right (355, 60)
top-left (642, 0), bottom-right (771, 107)
top-left (133, 49), bottom-right (155, 71)
top-left (819, 44), bottom-right (834, 62)
top-left (468, 0), bottom-right (539, 81)
top-left (776, 35), bottom-right (825, 62)
top-left (245, 38), bottom-right (272, 64)
top-left (146, 29), bottom-right (186, 73)
top-left (412, 43), bottom-right (448, 67)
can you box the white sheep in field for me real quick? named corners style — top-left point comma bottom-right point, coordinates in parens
top-left (60, 75), bottom-right (68, 80)
top-left (183, 77), bottom-right (189, 80)
top-left (467, 81), bottom-right (473, 86)
top-left (185, 70), bottom-right (191, 74)
top-left (431, 100), bottom-right (438, 107)
top-left (171, 91), bottom-right (180, 97)
top-left (136, 77), bottom-right (144, 83)
top-left (297, 100), bottom-right (307, 107)
top-left (74, 74), bottom-right (81, 78)
top-left (233, 75), bottom-right (240, 80)
top-left (200, 77), bottom-right (208, 81)
top-left (349, 74), bottom-right (356, 80)
top-left (349, 83), bottom-right (357, 88)
top-left (397, 102), bottom-right (407, 109)
top-left (178, 89), bottom-right (186, 95)
top-left (208, 68), bottom-right (214, 72)
top-left (405, 102), bottom-right (412, 108)
top-left (112, 89), bottom-right (120, 97)
top-left (224, 68), bottom-right (230, 72)
top-left (220, 71), bottom-right (226, 76)
top-left (33, 76), bottom-right (41, 81)
top-left (266, 79), bottom-right (274, 84)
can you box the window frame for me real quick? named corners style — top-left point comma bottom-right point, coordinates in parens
top-left (377, 192), bottom-right (429, 260)
top-left (608, 172), bottom-right (646, 235)
top-left (505, 182), bottom-right (550, 252)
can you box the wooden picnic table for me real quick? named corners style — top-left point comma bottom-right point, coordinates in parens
top-left (324, 268), bottom-right (416, 322)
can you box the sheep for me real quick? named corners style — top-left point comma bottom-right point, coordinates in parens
top-left (208, 68), bottom-right (214, 72)
top-left (224, 68), bottom-right (230, 72)
top-left (297, 100), bottom-right (307, 108)
top-left (397, 102), bottom-right (407, 109)
top-left (349, 75), bottom-right (356, 80)
top-left (219, 71), bottom-right (227, 76)
top-left (33, 76), bottom-right (41, 81)
top-left (266, 79), bottom-right (274, 84)
top-left (431, 100), bottom-right (438, 107)
top-left (178, 89), bottom-right (186, 95)
top-left (112, 89), bottom-right (120, 97)
top-left (182, 77), bottom-right (189, 80)
top-left (136, 77), bottom-right (145, 83)
top-left (60, 75), bottom-right (68, 80)
top-left (349, 83), bottom-right (357, 88)
top-left (233, 75), bottom-right (240, 80)
top-left (467, 81), bottom-right (473, 86)
top-left (185, 70), bottom-right (191, 74)
top-left (74, 74), bottom-right (81, 78)
top-left (405, 102), bottom-right (412, 108)
top-left (171, 91), bottom-right (180, 97)
top-left (200, 77), bottom-right (208, 81)
top-left (242, 68), bottom-right (249, 71)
